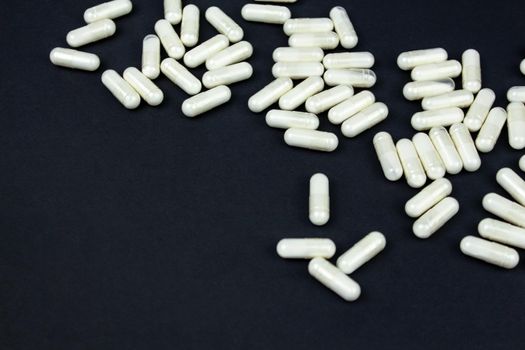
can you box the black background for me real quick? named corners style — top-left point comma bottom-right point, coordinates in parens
top-left (2, 0), bottom-right (525, 349)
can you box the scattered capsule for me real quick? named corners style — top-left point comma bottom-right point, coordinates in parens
top-left (180, 5), bottom-right (200, 47)
top-left (289, 32), bottom-right (339, 50)
top-left (373, 132), bottom-right (403, 181)
top-left (276, 238), bottom-right (336, 259)
top-left (411, 60), bottom-right (462, 81)
top-left (413, 197), bottom-right (459, 239)
top-left (507, 86), bottom-right (525, 103)
top-left (429, 126), bottom-right (463, 175)
top-left (329, 6), bottom-right (358, 49)
top-left (101, 69), bottom-right (140, 109)
top-left (161, 58), bottom-right (202, 95)
top-left (397, 48), bottom-right (448, 71)
top-left (241, 4), bottom-right (291, 24)
top-left (279, 76), bottom-right (324, 110)
top-left (337, 232), bottom-right (386, 274)
top-left (328, 91), bottom-right (375, 125)
top-left (422, 90), bottom-right (474, 111)
top-left (123, 67), bottom-right (163, 106)
top-left (308, 258), bottom-right (361, 302)
top-left (479, 218), bottom-right (525, 250)
top-left (206, 41), bottom-right (253, 70)
top-left (283, 18), bottom-right (333, 35)
top-left (182, 85), bottom-right (231, 117)
top-left (265, 110), bottom-right (319, 130)
top-left (405, 178), bottom-right (452, 218)
top-left (464, 88), bottom-right (496, 132)
top-left (66, 19), bottom-right (116, 48)
top-left (84, 0), bottom-right (132, 23)
top-left (341, 102), bottom-right (388, 138)
top-left (49, 48), bottom-right (100, 71)
top-left (460, 236), bottom-right (519, 269)
top-left (475, 107), bottom-right (507, 153)
top-left (507, 102), bottom-right (525, 150)
top-left (183, 34), bottom-right (229, 68)
top-left (323, 52), bottom-right (374, 69)
top-left (154, 19), bottom-right (185, 59)
top-left (324, 69), bottom-right (376, 88)
top-left (273, 47), bottom-right (324, 63)
top-left (305, 85), bottom-right (354, 114)
top-left (449, 123), bottom-right (481, 172)
top-left (396, 139), bottom-right (427, 188)
top-left (202, 62), bottom-right (253, 89)
top-left (205, 6), bottom-right (243, 43)
top-left (411, 107), bottom-right (464, 131)
top-left (462, 49), bottom-right (481, 93)
top-left (309, 173), bottom-right (330, 226)
top-left (272, 62), bottom-right (325, 79)
top-left (164, 0), bottom-right (182, 24)
top-left (482, 193), bottom-right (525, 228)
top-left (497, 168), bottom-right (525, 207)
top-left (141, 35), bottom-right (160, 79)
top-left (412, 133), bottom-right (446, 180)
top-left (284, 128), bottom-right (339, 152)
top-left (403, 79), bottom-right (455, 101)
top-left (248, 78), bottom-right (293, 113)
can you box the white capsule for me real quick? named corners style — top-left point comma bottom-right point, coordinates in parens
top-left (328, 91), bottom-right (375, 125)
top-left (497, 168), bottom-right (525, 206)
top-left (336, 232), bottom-right (386, 274)
top-left (449, 123), bottom-right (481, 172)
top-left (276, 238), bottom-right (336, 259)
top-left (460, 236), bottom-right (519, 269)
top-left (479, 218), bottom-right (525, 250)
top-left (265, 110), bottom-right (319, 130)
top-left (521, 59), bottom-right (525, 75)
top-left (182, 85), bottom-right (231, 117)
top-left (341, 102), bottom-right (388, 138)
top-left (206, 7), bottom-right (243, 43)
top-left (412, 133), bottom-right (446, 180)
top-left (202, 62), bottom-right (253, 89)
top-left (101, 70), bottom-right (140, 109)
top-left (160, 58), bottom-right (202, 95)
top-left (279, 76), bottom-right (324, 110)
top-left (206, 41), bottom-right (253, 70)
top-left (422, 90), bottom-right (474, 111)
top-left (462, 49), bottom-right (481, 93)
top-left (183, 34), bottom-right (229, 68)
top-left (305, 85), bottom-right (354, 114)
top-left (84, 0), bottom-right (132, 23)
top-left (373, 132), bottom-right (403, 181)
top-left (464, 88), bottom-right (496, 132)
top-left (164, 0), bottom-right (182, 24)
top-left (405, 178), bottom-right (452, 218)
top-left (323, 52), bottom-right (374, 69)
top-left (283, 18), bottom-right (333, 35)
top-left (475, 107), bottom-right (507, 153)
top-left (411, 60), bottom-right (462, 81)
top-left (309, 173), bottom-right (330, 226)
top-left (180, 5), bottom-right (200, 47)
top-left (521, 155), bottom-right (525, 172)
top-left (329, 6), bottom-right (357, 49)
top-left (123, 67), bottom-right (163, 106)
top-left (483, 193), bottom-right (525, 228)
top-left (241, 4), bottom-right (291, 24)
top-left (272, 47), bottom-right (324, 63)
top-left (308, 258), bottom-right (361, 301)
top-left (403, 79), bottom-right (455, 101)
top-left (324, 69), bottom-right (376, 88)
top-left (248, 78), bottom-right (293, 113)
top-left (507, 86), bottom-right (525, 103)
top-left (141, 35), bottom-right (160, 79)
top-left (284, 128), bottom-right (338, 152)
top-left (411, 107), bottom-right (464, 131)
top-left (154, 19), bottom-right (185, 59)
top-left (397, 48), bottom-right (448, 70)
top-left (49, 48), bottom-right (100, 71)
top-left (396, 139), bottom-right (427, 188)
top-left (429, 127), bottom-right (463, 175)
top-left (413, 197), bottom-right (459, 239)
top-left (289, 32), bottom-right (339, 50)
top-left (66, 19), bottom-right (116, 48)
top-left (272, 62), bottom-right (324, 79)
top-left (507, 102), bottom-right (525, 150)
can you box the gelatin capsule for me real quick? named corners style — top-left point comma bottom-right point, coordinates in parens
top-left (449, 123), bottom-right (481, 172)
top-left (482, 193), bottom-right (525, 228)
top-left (101, 69), bottom-right (140, 109)
top-left (308, 258), bottom-right (361, 302)
top-left (479, 218), bottom-right (525, 250)
top-left (289, 32), bottom-right (339, 50)
top-left (464, 88), bottom-right (496, 132)
top-left (160, 58), bottom-right (202, 95)
top-left (507, 102), bottom-right (525, 150)
top-left (272, 62), bottom-right (324, 79)
top-left (403, 79), bottom-right (455, 101)
top-left (396, 139), bottom-right (427, 188)
top-left (521, 155), bottom-right (525, 172)
top-left (202, 62), bottom-right (253, 89)
top-left (336, 232), bottom-right (386, 274)
top-left (328, 91), bottom-right (375, 125)
top-left (411, 107), bottom-right (464, 131)
top-left (283, 18), bottom-right (334, 35)
top-left (521, 59), bottom-right (525, 75)
top-left (309, 173), bottom-right (330, 226)
top-left (341, 102), bottom-right (388, 138)
top-left (413, 197), bottom-right (459, 239)
top-left (329, 6), bottom-right (358, 49)
top-left (205, 6), bottom-right (243, 43)
top-left (141, 35), bottom-right (160, 79)
top-left (84, 0), bottom-right (132, 23)
top-left (462, 49), bottom-right (481, 93)
top-left (154, 19), bottom-right (185, 59)
top-left (305, 85), bottom-right (354, 114)
top-left (397, 48), bottom-right (448, 71)
top-left (497, 168), bottom-right (525, 206)
top-left (241, 4), bottom-right (291, 24)
top-left (405, 178), bottom-right (452, 218)
top-left (323, 52), bottom-right (374, 69)
top-left (183, 34), bottom-right (229, 68)
top-left (180, 5), bottom-right (200, 47)
top-left (248, 78), bottom-right (293, 113)
top-left (206, 41), bottom-right (253, 70)
top-left (460, 236), bottom-right (519, 269)
top-left (284, 128), bottom-right (338, 152)
top-left (276, 238), bottom-right (336, 259)
top-left (421, 90), bottom-right (474, 111)
top-left (273, 47), bottom-right (324, 63)
top-left (507, 86), bottom-right (525, 103)
top-left (279, 76), bottom-right (324, 111)
top-left (49, 48), bottom-right (100, 71)
top-left (429, 127), bottom-right (463, 175)
top-left (324, 69), bottom-right (376, 88)
top-left (66, 19), bottom-right (116, 48)
top-left (123, 67), bottom-right (164, 106)
top-left (411, 60), bottom-right (462, 81)
top-left (164, 0), bottom-right (182, 24)
top-left (373, 132), bottom-right (403, 181)
top-left (475, 107), bottom-right (507, 153)
top-left (412, 133), bottom-right (446, 180)
top-left (182, 85), bottom-right (231, 117)
top-left (265, 110), bottom-right (319, 130)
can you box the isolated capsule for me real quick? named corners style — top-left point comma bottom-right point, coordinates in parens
top-left (449, 123), bottom-right (481, 172)
top-left (154, 19), bottom-right (185, 59)
top-left (84, 0), bottom-right (132, 23)
top-left (123, 67), bottom-right (164, 106)
top-left (328, 91), bottom-right (375, 125)
top-left (49, 48), bottom-right (100, 71)
top-left (248, 78), bottom-right (293, 113)
top-left (101, 69), bottom-right (140, 109)
top-left (241, 4), bottom-right (291, 24)
top-left (180, 5), bottom-right (200, 47)
top-left (265, 110), bottom-right (319, 130)
top-left (141, 35), bottom-right (160, 79)
top-left (276, 238), bottom-right (336, 259)
top-left (279, 76), bottom-right (324, 110)
top-left (284, 128), bottom-right (339, 152)
top-left (460, 236), bottom-right (519, 269)
top-left (206, 41), bottom-right (253, 70)
top-left (464, 88), bottom-right (496, 132)
top-left (181, 85), bottom-right (232, 117)
top-left (412, 133), bottom-right (446, 180)
top-left (308, 258), bottom-right (361, 302)
top-left (413, 197), bottom-right (459, 239)
top-left (496, 168), bottom-right (525, 206)
top-left (205, 6), bottom-right (243, 43)
top-left (305, 85), bottom-right (354, 114)
top-left (507, 86), bottom-right (525, 103)
top-left (283, 18), bottom-right (333, 35)
top-left (164, 0), bottom-right (182, 24)
top-left (373, 132), bottom-right (403, 181)
top-left (202, 62), bottom-right (253, 88)
top-left (422, 90), bottom-right (474, 111)
top-left (337, 232), bottom-right (386, 274)
top-left (479, 218), bottom-right (525, 250)
top-left (507, 102), bottom-right (525, 150)
top-left (289, 32), bottom-right (339, 50)
top-left (66, 19), bottom-right (116, 48)
top-left (324, 69), bottom-right (376, 88)
top-left (397, 48), bottom-right (448, 71)
top-left (462, 49), bottom-right (481, 93)
top-left (402, 79), bottom-right (455, 101)
top-left (411, 60), bottom-right (462, 81)
top-left (272, 47), bottom-right (324, 63)
top-left (161, 58), bottom-right (202, 95)
top-left (183, 34), bottom-right (229, 68)
top-left (475, 107), bottom-right (507, 153)
top-left (341, 102), bottom-right (388, 138)
top-left (323, 52), bottom-right (374, 69)
top-left (329, 6), bottom-right (358, 49)
top-left (309, 173), bottom-right (330, 226)
top-left (429, 126), bottom-right (463, 174)
top-left (411, 107), bottom-right (464, 131)
top-left (405, 178), bottom-right (452, 218)
top-left (396, 139), bottom-right (427, 188)
top-left (272, 62), bottom-right (325, 79)
top-left (482, 193), bottom-right (525, 228)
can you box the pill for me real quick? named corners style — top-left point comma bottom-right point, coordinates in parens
top-left (309, 173), bottom-right (330, 226)
top-left (413, 197), bottom-right (459, 239)
top-left (429, 127), bottom-right (463, 175)
top-left (272, 62), bottom-right (325, 79)
top-left (475, 107), bottom-right (507, 153)
top-left (462, 49), bottom-right (482, 93)
top-left (308, 258), bottom-right (361, 302)
top-left (183, 34), bottom-right (229, 68)
top-left (276, 238), bottom-right (336, 259)
top-left (341, 102), bottom-right (388, 138)
top-left (273, 47), bottom-right (324, 63)
top-left (403, 79), bottom-right (455, 101)
top-left (460, 236), bottom-right (519, 269)
top-left (305, 85), bottom-right (354, 114)
top-left (123, 67), bottom-right (164, 106)
top-left (479, 218), bottom-right (525, 250)
top-left (405, 178), bottom-right (452, 218)
top-left (449, 123), bottom-right (481, 172)
top-left (283, 18), bottom-right (334, 35)
top-left (507, 86), bottom-right (525, 103)
top-left (324, 69), bottom-right (376, 88)
top-left (181, 85), bottom-right (231, 117)
top-left (202, 62), bottom-right (253, 88)
top-left (284, 128), bottom-right (338, 152)
top-left (412, 133), bottom-right (446, 180)
top-left (154, 19), bottom-right (185, 59)
top-left (241, 4), bottom-right (291, 24)
top-left (482, 193), bottom-right (525, 228)
top-left (141, 35), bottom-right (160, 79)
top-left (66, 19), bottom-right (116, 48)
top-left (101, 69), bottom-right (140, 109)
top-left (248, 78), bottom-right (293, 113)
top-left (84, 0), bottom-right (132, 23)
top-left (521, 155), bottom-right (525, 172)
top-left (507, 102), bottom-right (525, 150)
top-left (164, 0), bottom-right (182, 24)
top-left (411, 60), bottom-right (462, 81)
top-left (396, 139), bottom-right (427, 188)
top-left (521, 59), bottom-right (525, 75)
top-left (329, 6), bottom-right (358, 49)
top-left (411, 107), bottom-right (464, 131)
top-left (328, 91), bottom-right (375, 125)
top-left (49, 48), bottom-right (100, 71)
top-left (397, 48), bottom-right (448, 70)
top-left (279, 76), bottom-right (324, 110)
top-left (206, 41), bottom-right (253, 70)
top-left (496, 168), bottom-right (525, 206)
top-left (464, 88), bottom-right (496, 132)
top-left (160, 58), bottom-right (202, 95)
top-left (336, 232), bottom-right (386, 274)
top-left (373, 132), bottom-right (403, 181)
top-left (323, 52), bottom-right (374, 69)
top-left (289, 32), bottom-right (339, 50)
top-left (422, 90), bottom-right (474, 111)
top-left (265, 110), bottom-right (319, 130)
top-left (180, 5), bottom-right (200, 47)
top-left (206, 6), bottom-right (243, 43)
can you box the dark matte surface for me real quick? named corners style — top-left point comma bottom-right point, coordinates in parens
top-left (1, 0), bottom-right (525, 349)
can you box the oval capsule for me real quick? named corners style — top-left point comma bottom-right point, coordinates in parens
top-left (101, 69), bottom-right (140, 109)
top-left (323, 52), bottom-right (374, 69)
top-left (283, 18), bottom-right (333, 35)
top-left (241, 4), bottom-right (291, 24)
top-left (337, 232), bottom-right (386, 274)
top-left (206, 41), bottom-right (253, 70)
top-left (276, 238), bottom-right (336, 259)
top-left (422, 90), bottom-right (474, 111)
top-left (272, 62), bottom-right (324, 79)
top-left (462, 49), bottom-right (481, 93)
top-left (141, 35), bottom-right (160, 79)
top-left (273, 47), bottom-right (324, 63)
top-left (164, 0), bottom-right (182, 24)
top-left (411, 107), bottom-right (464, 131)
top-left (265, 110), bottom-right (319, 130)
top-left (479, 218), bottom-right (525, 250)
top-left (123, 67), bottom-right (164, 106)
top-left (507, 102), bottom-right (525, 150)
top-left (180, 4), bottom-right (200, 47)
top-left (449, 123), bottom-right (481, 172)
top-left (284, 128), bottom-right (338, 152)
top-left (483, 193), bottom-right (525, 228)
top-left (475, 107), bottom-right (507, 153)
top-left (460, 236), bottom-right (519, 269)
top-left (397, 48), bottom-right (448, 70)
top-left (154, 19), bottom-right (185, 59)
top-left (464, 88), bottom-right (496, 132)
top-left (429, 126), bottom-right (463, 174)
top-left (183, 34), bottom-right (229, 68)
top-left (497, 168), bottom-right (525, 206)
top-left (403, 79), bottom-right (455, 101)
top-left (329, 6), bottom-right (358, 49)
top-left (289, 32), bottom-right (339, 49)
top-left (507, 86), bottom-right (525, 103)
top-left (202, 62), bottom-right (253, 89)
top-left (309, 173), bottom-right (330, 226)
top-left (84, 0), bottom-right (132, 23)
top-left (66, 19), bottom-right (116, 48)
top-left (49, 48), bottom-right (100, 71)
top-left (411, 60), bottom-right (462, 81)
top-left (405, 178), bottom-right (452, 218)
top-left (341, 102), bottom-right (388, 138)
top-left (182, 85), bottom-right (232, 117)
top-left (413, 197), bottom-right (459, 239)
top-left (396, 139), bottom-right (427, 188)
top-left (308, 258), bottom-right (361, 302)
top-left (328, 91), bottom-right (375, 125)
top-left (161, 58), bottom-right (202, 95)
top-left (373, 132), bottom-right (403, 181)
top-left (279, 76), bottom-right (324, 111)
top-left (412, 133), bottom-right (446, 180)
top-left (305, 85), bottom-right (354, 114)
top-left (324, 69), bottom-right (376, 88)
top-left (248, 78), bottom-right (293, 113)
top-left (205, 6), bottom-right (243, 43)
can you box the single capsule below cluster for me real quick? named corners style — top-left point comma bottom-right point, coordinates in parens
top-left (309, 173), bottom-right (330, 226)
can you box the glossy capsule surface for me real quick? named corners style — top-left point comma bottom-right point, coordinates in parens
top-left (507, 102), bottom-right (525, 150)
top-left (276, 239), bottom-right (336, 259)
top-left (305, 85), bottom-right (354, 114)
top-left (449, 123), bottom-right (481, 172)
top-left (283, 18), bottom-right (333, 35)
top-left (475, 107), bottom-right (507, 153)
top-left (101, 70), bottom-right (140, 109)
top-left (161, 58), bottom-right (202, 95)
top-left (405, 178), bottom-right (452, 218)
top-left (460, 236), bottom-right (519, 269)
top-left (289, 32), bottom-right (339, 49)
top-left (308, 258), bottom-right (361, 302)
top-left (241, 4), bottom-right (291, 24)
top-left (284, 128), bottom-right (338, 152)
top-left (183, 34), bottom-right (229, 68)
top-left (329, 6), bottom-right (358, 49)
top-left (324, 69), bottom-right (376, 88)
top-left (182, 85), bottom-right (231, 117)
top-left (164, 0), bottom-right (182, 24)
top-left (273, 47), bottom-right (324, 63)
top-left (373, 132), bottom-right (403, 181)
top-left (413, 197), bottom-right (459, 239)
top-left (84, 0), bottom-right (132, 23)
top-left (396, 139), bottom-right (427, 188)
top-left (180, 5), bottom-right (200, 47)
top-left (309, 173), bottom-right (330, 226)
top-left (323, 52), bottom-right (374, 69)
top-left (155, 19), bottom-right (185, 59)
top-left (279, 76), bottom-right (324, 111)
top-left (265, 110), bottom-right (319, 130)
top-left (206, 41), bottom-right (253, 70)
top-left (507, 86), bottom-right (525, 103)
top-left (422, 90), bottom-right (474, 111)
top-left (497, 168), bottom-right (525, 206)
top-left (403, 79), bottom-right (455, 101)
top-left (328, 91), bottom-right (375, 125)
top-left (141, 35), bottom-right (160, 79)
top-left (123, 67), bottom-right (164, 106)
top-left (66, 19), bottom-right (116, 47)
top-left (479, 218), bottom-right (525, 250)
top-left (205, 6), bottom-right (243, 43)
top-left (412, 133), bottom-right (446, 180)
top-left (462, 49), bottom-right (482, 93)
top-left (272, 62), bottom-right (324, 79)
top-left (397, 48), bottom-right (448, 70)
top-left (341, 102), bottom-right (388, 138)
top-left (411, 107), bottom-right (464, 131)
top-left (411, 60), bottom-right (462, 81)
top-left (248, 78), bottom-right (293, 113)
top-left (429, 127), bottom-right (463, 174)
top-left (337, 232), bottom-right (386, 274)
top-left (202, 62), bottom-right (253, 88)
top-left (49, 48), bottom-right (100, 71)
top-left (483, 193), bottom-right (525, 228)
top-left (464, 88), bottom-right (496, 132)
